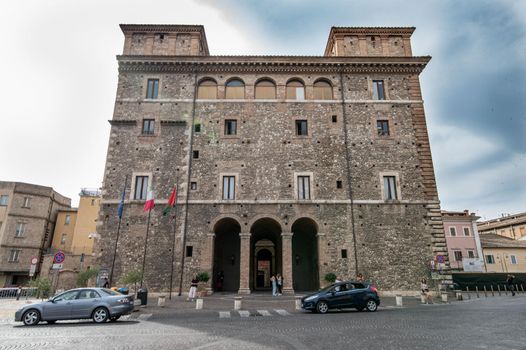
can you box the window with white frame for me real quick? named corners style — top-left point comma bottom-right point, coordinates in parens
top-left (372, 80), bottom-right (385, 100)
top-left (297, 176), bottom-right (311, 200)
top-left (382, 176), bottom-right (397, 200)
top-left (15, 223), bottom-right (25, 237)
top-left (134, 176), bottom-right (149, 200)
top-left (510, 255), bottom-right (517, 265)
top-left (0, 195), bottom-right (8, 206)
top-left (8, 249), bottom-right (21, 262)
top-left (146, 79), bottom-right (159, 99)
top-left (449, 227), bottom-right (457, 236)
top-left (22, 197), bottom-right (31, 208)
top-left (463, 227), bottom-right (471, 236)
top-left (222, 176), bottom-right (235, 200)
top-left (486, 255), bottom-right (495, 264)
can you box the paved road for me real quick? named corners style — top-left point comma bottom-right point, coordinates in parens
top-left (1, 297), bottom-right (525, 350)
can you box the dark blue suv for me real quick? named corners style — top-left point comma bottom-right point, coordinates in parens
top-left (301, 281), bottom-right (380, 313)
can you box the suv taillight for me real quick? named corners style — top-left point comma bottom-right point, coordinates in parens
top-left (370, 286), bottom-right (378, 294)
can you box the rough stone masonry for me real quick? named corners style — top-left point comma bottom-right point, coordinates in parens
top-left (95, 24), bottom-right (449, 294)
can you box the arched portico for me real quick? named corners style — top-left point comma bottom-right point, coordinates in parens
top-left (291, 218), bottom-right (320, 292)
top-left (212, 217), bottom-right (241, 292)
top-left (249, 218), bottom-right (283, 291)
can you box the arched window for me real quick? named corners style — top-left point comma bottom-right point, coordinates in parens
top-left (197, 79), bottom-right (217, 99)
top-left (313, 80), bottom-right (333, 100)
top-left (225, 79), bottom-right (245, 99)
top-left (255, 79), bottom-right (276, 99)
top-left (286, 79), bottom-right (305, 100)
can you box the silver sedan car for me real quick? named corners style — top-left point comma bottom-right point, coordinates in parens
top-left (15, 288), bottom-right (134, 326)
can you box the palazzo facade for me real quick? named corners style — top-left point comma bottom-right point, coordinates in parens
top-left (96, 24), bottom-right (449, 293)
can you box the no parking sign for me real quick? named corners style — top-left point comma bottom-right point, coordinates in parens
top-left (53, 251), bottom-right (65, 264)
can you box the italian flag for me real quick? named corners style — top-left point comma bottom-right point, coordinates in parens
top-left (162, 186), bottom-right (177, 216)
top-left (143, 181), bottom-right (155, 212)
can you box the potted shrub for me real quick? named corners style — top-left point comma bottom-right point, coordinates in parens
top-left (324, 273), bottom-right (337, 287)
top-left (196, 272), bottom-right (210, 297)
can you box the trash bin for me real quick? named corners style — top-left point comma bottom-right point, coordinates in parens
top-left (137, 288), bottom-right (148, 306)
top-left (117, 287), bottom-right (129, 295)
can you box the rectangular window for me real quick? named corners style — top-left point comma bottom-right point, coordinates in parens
top-left (134, 176), bottom-right (149, 200)
top-left (22, 197), bottom-right (31, 208)
top-left (194, 123), bottom-right (201, 133)
top-left (146, 79), bottom-right (159, 99)
top-left (222, 176), bottom-right (235, 200)
top-left (65, 215), bottom-right (71, 225)
top-left (454, 251), bottom-right (463, 261)
top-left (377, 120), bottom-right (390, 136)
top-left (383, 176), bottom-right (397, 200)
top-left (15, 223), bottom-right (25, 237)
top-left (8, 250), bottom-right (21, 262)
top-left (193, 150), bottom-right (199, 159)
top-left (336, 180), bottom-right (343, 189)
top-left (224, 119), bottom-right (237, 135)
top-left (186, 246), bottom-right (193, 257)
top-left (486, 255), bottom-right (495, 264)
top-left (297, 176), bottom-right (311, 200)
top-left (372, 80), bottom-right (385, 100)
top-left (463, 227), bottom-right (471, 236)
top-left (449, 227), bottom-right (457, 237)
top-left (467, 250), bottom-right (475, 259)
top-left (0, 195), bottom-right (8, 206)
top-left (142, 119), bottom-right (155, 135)
top-left (61, 233), bottom-right (67, 245)
top-left (341, 249), bottom-right (347, 259)
top-left (190, 182), bottom-right (197, 190)
top-left (295, 120), bottom-right (308, 136)
top-left (510, 255), bottom-right (517, 264)
top-left (332, 115), bottom-right (337, 123)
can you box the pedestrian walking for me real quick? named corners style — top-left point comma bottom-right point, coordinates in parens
top-left (103, 279), bottom-right (110, 289)
top-left (16, 285), bottom-right (22, 301)
top-left (276, 274), bottom-right (283, 295)
top-left (270, 275), bottom-right (277, 296)
top-left (188, 275), bottom-right (199, 301)
top-left (506, 274), bottom-right (516, 296)
top-left (421, 277), bottom-right (433, 304)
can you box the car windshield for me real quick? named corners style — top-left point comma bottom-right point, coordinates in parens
top-left (100, 288), bottom-right (120, 296)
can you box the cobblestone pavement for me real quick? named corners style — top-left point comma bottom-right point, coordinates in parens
top-left (1, 296), bottom-right (525, 349)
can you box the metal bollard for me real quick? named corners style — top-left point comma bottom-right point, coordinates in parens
top-left (497, 284), bottom-right (501, 296)
top-left (521, 284), bottom-right (525, 293)
top-left (504, 285), bottom-right (508, 296)
top-left (295, 296), bottom-right (303, 310)
top-left (483, 286), bottom-right (487, 298)
top-left (515, 284), bottom-right (519, 295)
top-left (475, 286), bottom-right (479, 298)
top-left (395, 295), bottom-right (403, 307)
top-left (196, 298), bottom-right (203, 310)
top-left (234, 297), bottom-right (242, 310)
top-left (466, 286), bottom-right (471, 300)
top-left (157, 295), bottom-right (166, 307)
top-left (441, 292), bottom-right (448, 303)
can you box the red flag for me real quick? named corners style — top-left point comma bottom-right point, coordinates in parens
top-left (163, 186), bottom-right (177, 216)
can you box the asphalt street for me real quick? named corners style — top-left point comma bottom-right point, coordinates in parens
top-left (1, 296), bottom-right (525, 350)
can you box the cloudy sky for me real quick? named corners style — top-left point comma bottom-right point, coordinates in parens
top-left (0, 0), bottom-right (524, 220)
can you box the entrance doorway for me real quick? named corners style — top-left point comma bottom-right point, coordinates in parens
top-left (291, 218), bottom-right (319, 292)
top-left (213, 218), bottom-right (241, 292)
top-left (250, 218), bottom-right (282, 291)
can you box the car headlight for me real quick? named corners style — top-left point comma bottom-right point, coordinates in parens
top-left (304, 295), bottom-right (318, 302)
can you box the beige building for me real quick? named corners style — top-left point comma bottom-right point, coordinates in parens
top-left (51, 210), bottom-right (77, 253)
top-left (0, 182), bottom-right (70, 287)
top-left (478, 212), bottom-right (526, 240)
top-left (480, 234), bottom-right (526, 273)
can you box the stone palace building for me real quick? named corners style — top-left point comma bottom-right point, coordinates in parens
top-left (96, 24), bottom-right (448, 294)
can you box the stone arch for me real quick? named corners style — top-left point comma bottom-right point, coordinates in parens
top-left (209, 214), bottom-right (243, 233)
top-left (291, 217), bottom-right (320, 291)
top-left (247, 214), bottom-right (285, 231)
top-left (249, 217), bottom-right (283, 291)
top-left (212, 217), bottom-right (242, 292)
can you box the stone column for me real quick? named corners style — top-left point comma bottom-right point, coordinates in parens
top-left (204, 233), bottom-right (215, 295)
top-left (238, 232), bottom-right (251, 294)
top-left (281, 232), bottom-right (294, 294)
top-left (316, 233), bottom-right (326, 288)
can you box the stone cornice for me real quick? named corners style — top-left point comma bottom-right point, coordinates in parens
top-left (329, 26), bottom-right (415, 36)
top-left (117, 55), bottom-right (431, 74)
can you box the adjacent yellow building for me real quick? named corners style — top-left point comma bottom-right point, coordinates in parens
top-left (480, 234), bottom-right (526, 273)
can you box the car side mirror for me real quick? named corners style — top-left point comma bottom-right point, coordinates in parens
top-left (48, 298), bottom-right (55, 303)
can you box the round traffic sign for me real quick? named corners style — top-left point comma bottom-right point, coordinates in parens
top-left (54, 251), bottom-right (65, 264)
top-left (436, 255), bottom-right (445, 263)
top-left (31, 257), bottom-right (38, 265)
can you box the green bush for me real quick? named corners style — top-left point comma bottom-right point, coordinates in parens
top-left (76, 268), bottom-right (99, 287)
top-left (29, 277), bottom-right (52, 299)
top-left (324, 273), bottom-right (337, 283)
top-left (120, 269), bottom-right (143, 293)
top-left (197, 272), bottom-right (210, 282)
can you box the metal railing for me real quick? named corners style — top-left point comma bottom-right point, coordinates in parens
top-left (461, 283), bottom-right (525, 299)
top-left (0, 287), bottom-right (38, 299)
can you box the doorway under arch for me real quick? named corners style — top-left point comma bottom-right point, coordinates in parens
top-left (250, 218), bottom-right (282, 291)
top-left (213, 218), bottom-right (241, 292)
top-left (291, 218), bottom-right (319, 292)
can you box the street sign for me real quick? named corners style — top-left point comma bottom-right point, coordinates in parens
top-left (436, 255), bottom-right (445, 263)
top-left (29, 264), bottom-right (37, 277)
top-left (53, 251), bottom-right (65, 264)
top-left (31, 257), bottom-right (38, 265)
top-left (52, 263), bottom-right (63, 270)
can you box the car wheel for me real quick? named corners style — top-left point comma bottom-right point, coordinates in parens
top-left (92, 307), bottom-right (109, 323)
top-left (22, 309), bottom-right (40, 326)
top-left (109, 316), bottom-right (121, 322)
top-left (316, 301), bottom-right (329, 314)
top-left (365, 299), bottom-right (378, 312)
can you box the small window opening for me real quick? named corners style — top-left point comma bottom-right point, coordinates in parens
top-left (186, 246), bottom-right (193, 257)
top-left (341, 249), bottom-right (348, 258)
top-left (336, 181), bottom-right (343, 189)
top-left (193, 150), bottom-right (199, 159)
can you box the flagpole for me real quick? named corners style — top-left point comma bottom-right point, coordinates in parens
top-left (140, 208), bottom-right (152, 288)
top-left (168, 178), bottom-right (179, 300)
top-left (109, 175), bottom-right (127, 287)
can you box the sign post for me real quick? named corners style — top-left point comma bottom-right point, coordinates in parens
top-left (29, 257), bottom-right (38, 277)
